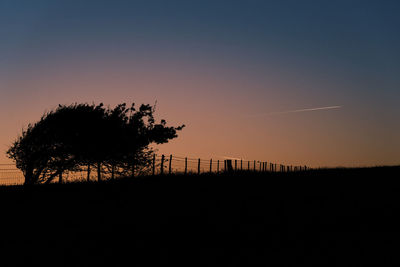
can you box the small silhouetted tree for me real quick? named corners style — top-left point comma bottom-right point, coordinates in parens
top-left (7, 103), bottom-right (184, 185)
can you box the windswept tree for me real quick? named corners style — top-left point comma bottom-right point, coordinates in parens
top-left (7, 103), bottom-right (184, 185)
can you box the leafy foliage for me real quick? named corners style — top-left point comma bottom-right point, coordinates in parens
top-left (7, 103), bottom-right (184, 185)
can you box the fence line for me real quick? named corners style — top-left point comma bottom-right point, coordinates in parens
top-left (0, 155), bottom-right (310, 186)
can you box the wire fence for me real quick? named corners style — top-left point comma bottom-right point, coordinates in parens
top-left (152, 155), bottom-right (309, 175)
top-left (0, 164), bottom-right (24, 186)
top-left (0, 155), bottom-right (310, 186)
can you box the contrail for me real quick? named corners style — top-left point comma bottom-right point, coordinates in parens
top-left (248, 105), bottom-right (342, 117)
top-left (271, 105), bottom-right (342, 115)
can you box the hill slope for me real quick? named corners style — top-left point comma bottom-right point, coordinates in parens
top-left (1, 167), bottom-right (399, 266)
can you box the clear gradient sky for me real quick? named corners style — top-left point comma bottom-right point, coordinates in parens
top-left (1, 0), bottom-right (399, 167)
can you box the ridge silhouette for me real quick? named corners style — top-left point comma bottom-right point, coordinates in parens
top-left (0, 167), bottom-right (399, 266)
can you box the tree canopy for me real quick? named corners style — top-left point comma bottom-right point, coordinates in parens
top-left (7, 103), bottom-right (184, 185)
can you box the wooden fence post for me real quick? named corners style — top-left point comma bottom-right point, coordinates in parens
top-left (259, 162), bottom-right (262, 172)
top-left (132, 159), bottom-right (135, 178)
top-left (248, 161), bottom-right (250, 171)
top-left (235, 160), bottom-right (237, 171)
top-left (226, 160), bottom-right (233, 173)
top-left (210, 159), bottom-right (212, 173)
top-left (152, 154), bottom-right (156, 176)
top-left (217, 160), bottom-right (219, 173)
top-left (87, 164), bottom-right (91, 182)
top-left (184, 157), bottom-right (188, 174)
top-left (240, 160), bottom-right (243, 171)
top-left (198, 158), bottom-right (201, 174)
top-left (169, 155), bottom-right (172, 175)
top-left (97, 162), bottom-right (101, 182)
top-left (254, 160), bottom-right (256, 171)
top-left (160, 155), bottom-right (165, 175)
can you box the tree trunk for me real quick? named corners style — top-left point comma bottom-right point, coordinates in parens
top-left (87, 164), bottom-right (91, 182)
top-left (97, 162), bottom-right (101, 182)
top-left (23, 165), bottom-right (36, 186)
top-left (24, 170), bottom-right (34, 186)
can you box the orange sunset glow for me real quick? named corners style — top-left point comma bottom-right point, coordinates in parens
top-left (1, 0), bottom-right (399, 169)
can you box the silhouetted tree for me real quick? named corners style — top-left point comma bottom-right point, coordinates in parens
top-left (7, 103), bottom-right (184, 185)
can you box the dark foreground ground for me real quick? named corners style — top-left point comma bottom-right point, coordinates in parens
top-left (1, 167), bottom-right (400, 266)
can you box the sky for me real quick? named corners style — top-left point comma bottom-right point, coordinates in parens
top-left (0, 0), bottom-right (399, 167)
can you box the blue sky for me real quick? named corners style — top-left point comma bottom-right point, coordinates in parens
top-left (1, 0), bottom-right (399, 166)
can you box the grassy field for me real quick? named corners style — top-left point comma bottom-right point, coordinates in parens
top-left (1, 167), bottom-right (399, 266)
